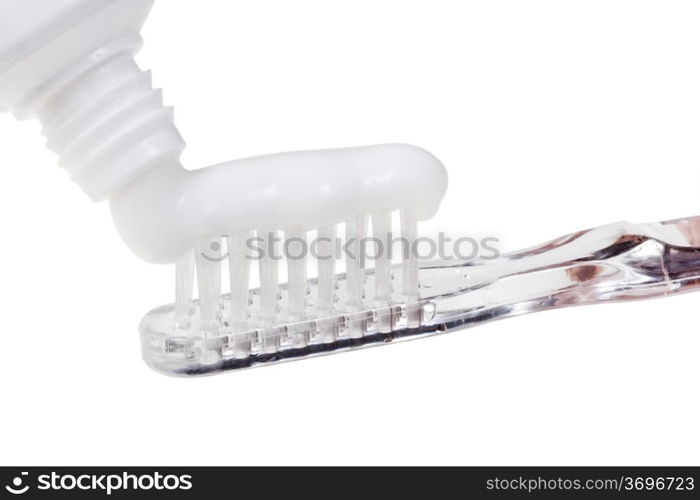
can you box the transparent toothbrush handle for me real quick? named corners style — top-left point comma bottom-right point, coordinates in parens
top-left (420, 216), bottom-right (700, 334)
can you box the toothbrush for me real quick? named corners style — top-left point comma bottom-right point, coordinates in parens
top-left (144, 216), bottom-right (700, 375)
top-left (1, 0), bottom-right (699, 376)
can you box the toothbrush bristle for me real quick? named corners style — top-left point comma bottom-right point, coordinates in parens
top-left (174, 250), bottom-right (195, 328)
top-left (195, 236), bottom-right (222, 333)
top-left (227, 231), bottom-right (253, 328)
top-left (372, 210), bottom-right (393, 332)
top-left (316, 224), bottom-right (337, 313)
top-left (285, 226), bottom-right (308, 319)
top-left (400, 209), bottom-right (421, 328)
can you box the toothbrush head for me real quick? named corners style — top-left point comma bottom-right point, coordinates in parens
top-left (141, 205), bottom-right (441, 376)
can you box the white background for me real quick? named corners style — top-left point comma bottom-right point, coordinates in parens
top-left (1, 0), bottom-right (699, 465)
